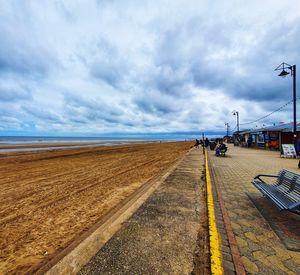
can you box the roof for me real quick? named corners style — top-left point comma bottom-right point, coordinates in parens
top-left (234, 122), bottom-right (300, 134)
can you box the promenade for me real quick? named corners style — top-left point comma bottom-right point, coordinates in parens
top-left (79, 149), bottom-right (208, 274)
top-left (208, 144), bottom-right (300, 274)
top-left (40, 145), bottom-right (300, 274)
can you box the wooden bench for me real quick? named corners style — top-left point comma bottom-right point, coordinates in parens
top-left (252, 169), bottom-right (300, 214)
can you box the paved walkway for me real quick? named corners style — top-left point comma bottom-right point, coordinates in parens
top-left (79, 149), bottom-right (208, 274)
top-left (208, 145), bottom-right (300, 274)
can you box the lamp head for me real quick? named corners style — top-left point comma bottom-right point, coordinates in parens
top-left (278, 69), bottom-right (290, 78)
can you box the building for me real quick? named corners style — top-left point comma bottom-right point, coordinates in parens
top-left (234, 122), bottom-right (300, 151)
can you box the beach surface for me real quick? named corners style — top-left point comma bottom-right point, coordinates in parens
top-left (0, 141), bottom-right (192, 274)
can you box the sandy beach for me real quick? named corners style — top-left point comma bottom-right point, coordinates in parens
top-left (0, 141), bottom-right (192, 274)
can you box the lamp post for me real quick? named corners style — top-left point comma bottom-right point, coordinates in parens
top-left (232, 110), bottom-right (240, 145)
top-left (232, 110), bottom-right (239, 134)
top-left (202, 132), bottom-right (205, 154)
top-left (225, 122), bottom-right (230, 137)
top-left (275, 63), bottom-right (297, 144)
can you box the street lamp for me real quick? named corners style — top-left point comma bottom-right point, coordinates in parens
top-left (225, 122), bottom-right (230, 137)
top-left (275, 63), bottom-right (297, 143)
top-left (232, 110), bottom-right (239, 134)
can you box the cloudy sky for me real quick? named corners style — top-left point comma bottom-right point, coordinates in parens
top-left (1, 0), bottom-right (300, 137)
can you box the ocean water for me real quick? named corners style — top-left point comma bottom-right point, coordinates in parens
top-left (0, 136), bottom-right (164, 145)
top-left (0, 136), bottom-right (178, 153)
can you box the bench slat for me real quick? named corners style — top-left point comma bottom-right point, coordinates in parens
top-left (252, 169), bottom-right (300, 213)
top-left (253, 182), bottom-right (293, 209)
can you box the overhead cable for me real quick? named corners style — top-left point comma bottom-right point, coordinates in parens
top-left (239, 99), bottom-right (294, 126)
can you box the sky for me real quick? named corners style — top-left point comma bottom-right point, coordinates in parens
top-left (1, 0), bottom-right (300, 137)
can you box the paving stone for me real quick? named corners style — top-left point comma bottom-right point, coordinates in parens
top-left (238, 219), bottom-right (254, 228)
top-left (246, 241), bottom-right (263, 253)
top-left (259, 245), bottom-right (276, 257)
top-left (221, 244), bottom-right (231, 254)
top-left (283, 258), bottom-right (300, 274)
top-left (222, 251), bottom-right (233, 262)
top-left (266, 255), bottom-right (292, 273)
top-left (255, 260), bottom-right (283, 275)
top-left (241, 256), bottom-right (259, 274)
top-left (235, 236), bottom-right (248, 248)
top-left (239, 226), bottom-right (254, 233)
top-left (256, 234), bottom-right (273, 243)
top-left (239, 249), bottom-right (254, 259)
top-left (273, 247), bottom-right (292, 261)
top-left (253, 241), bottom-right (294, 274)
top-left (221, 237), bottom-right (229, 247)
top-left (222, 268), bottom-right (235, 275)
top-left (253, 250), bottom-right (271, 264)
top-left (244, 232), bottom-right (259, 243)
top-left (222, 259), bottom-right (235, 271)
top-left (231, 222), bottom-right (241, 230)
top-left (288, 251), bottom-right (300, 264)
top-left (218, 228), bottom-right (227, 236)
top-left (228, 212), bottom-right (238, 219)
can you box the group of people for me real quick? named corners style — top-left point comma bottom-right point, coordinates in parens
top-left (192, 138), bottom-right (227, 156)
top-left (192, 138), bottom-right (210, 148)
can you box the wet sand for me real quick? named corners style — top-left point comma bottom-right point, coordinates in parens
top-left (0, 140), bottom-right (153, 153)
top-left (0, 141), bottom-right (192, 274)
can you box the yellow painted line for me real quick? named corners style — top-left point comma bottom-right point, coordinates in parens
top-left (205, 150), bottom-right (224, 275)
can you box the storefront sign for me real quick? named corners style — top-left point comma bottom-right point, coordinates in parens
top-left (282, 144), bottom-right (297, 158)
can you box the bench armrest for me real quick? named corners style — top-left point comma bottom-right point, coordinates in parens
top-left (253, 174), bottom-right (278, 183)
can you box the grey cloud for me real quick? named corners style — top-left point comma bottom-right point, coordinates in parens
top-left (135, 98), bottom-right (176, 115)
top-left (87, 38), bottom-right (129, 89)
top-left (91, 62), bottom-right (122, 88)
top-left (0, 34), bottom-right (54, 78)
top-left (0, 6), bottom-right (57, 78)
top-left (151, 17), bottom-right (233, 90)
top-left (230, 80), bottom-right (290, 102)
top-left (22, 106), bottom-right (63, 124)
top-left (0, 85), bottom-right (32, 101)
top-left (134, 90), bottom-right (185, 116)
top-left (0, 104), bottom-right (30, 130)
top-left (153, 66), bottom-right (191, 97)
top-left (54, 0), bottom-right (77, 22)
top-left (0, 116), bottom-right (22, 129)
top-left (152, 15), bottom-right (300, 105)
top-left (63, 94), bottom-right (124, 125)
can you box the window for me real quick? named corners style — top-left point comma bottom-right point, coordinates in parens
top-left (257, 133), bottom-right (264, 143)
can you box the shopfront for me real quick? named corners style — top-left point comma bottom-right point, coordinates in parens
top-left (264, 131), bottom-right (280, 150)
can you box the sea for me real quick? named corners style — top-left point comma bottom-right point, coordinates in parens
top-left (0, 136), bottom-right (162, 145)
top-left (0, 136), bottom-right (185, 153)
